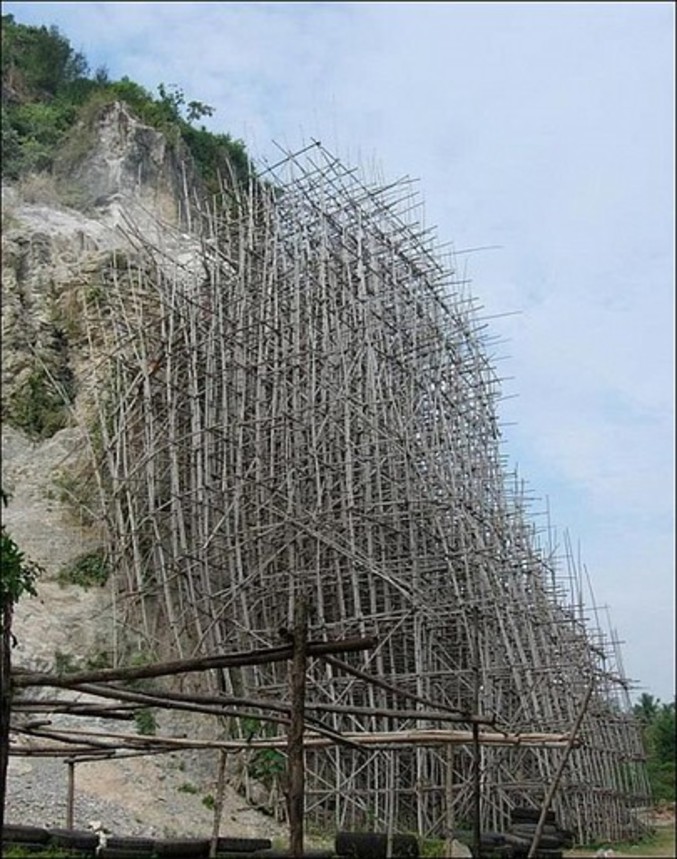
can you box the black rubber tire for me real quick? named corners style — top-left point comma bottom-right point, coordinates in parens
top-left (153, 837), bottom-right (211, 857)
top-left (335, 831), bottom-right (419, 858)
top-left (47, 828), bottom-right (100, 850)
top-left (98, 850), bottom-right (154, 859)
top-left (510, 823), bottom-right (560, 836)
top-left (214, 836), bottom-right (273, 852)
top-left (480, 831), bottom-right (507, 845)
top-left (503, 832), bottom-right (532, 847)
top-left (104, 836), bottom-right (156, 852)
top-left (510, 807), bottom-right (557, 825)
top-left (478, 846), bottom-right (514, 859)
top-left (2, 824), bottom-right (51, 843)
top-left (215, 853), bottom-right (336, 859)
top-left (510, 826), bottom-right (563, 847)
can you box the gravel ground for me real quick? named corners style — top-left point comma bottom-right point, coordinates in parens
top-left (5, 754), bottom-right (149, 836)
top-left (5, 743), bottom-right (287, 841)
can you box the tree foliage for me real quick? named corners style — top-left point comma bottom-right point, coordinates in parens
top-left (0, 488), bottom-right (42, 838)
top-left (633, 694), bottom-right (676, 803)
top-left (1, 14), bottom-right (252, 191)
top-left (2, 14), bottom-right (88, 98)
top-left (0, 489), bottom-right (40, 625)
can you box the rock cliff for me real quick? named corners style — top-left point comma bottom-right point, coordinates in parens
top-left (1, 102), bottom-right (285, 840)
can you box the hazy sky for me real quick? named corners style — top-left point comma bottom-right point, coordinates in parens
top-left (4, 1), bottom-right (674, 701)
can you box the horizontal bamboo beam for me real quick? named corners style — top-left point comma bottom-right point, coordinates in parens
top-left (14, 686), bottom-right (483, 725)
top-left (15, 725), bottom-right (580, 752)
top-left (322, 654), bottom-right (495, 725)
top-left (12, 635), bottom-right (377, 689)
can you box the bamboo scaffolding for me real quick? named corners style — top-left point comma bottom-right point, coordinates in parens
top-left (50, 141), bottom-right (651, 843)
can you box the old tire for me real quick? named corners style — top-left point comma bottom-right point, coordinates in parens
top-left (99, 850), bottom-right (155, 859)
top-left (335, 831), bottom-right (419, 858)
top-left (214, 836), bottom-right (273, 852)
top-left (153, 837), bottom-right (210, 857)
top-left (510, 807), bottom-right (557, 825)
top-left (2, 825), bottom-right (50, 844)
top-left (47, 827), bottom-right (99, 851)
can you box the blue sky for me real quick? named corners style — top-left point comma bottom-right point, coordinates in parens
top-left (4, 1), bottom-right (674, 701)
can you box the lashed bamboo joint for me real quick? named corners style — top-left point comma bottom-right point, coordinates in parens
top-left (66, 142), bottom-right (648, 843)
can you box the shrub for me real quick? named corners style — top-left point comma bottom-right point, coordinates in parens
top-left (7, 366), bottom-right (71, 440)
top-left (134, 707), bottom-right (157, 736)
top-left (57, 549), bottom-right (109, 588)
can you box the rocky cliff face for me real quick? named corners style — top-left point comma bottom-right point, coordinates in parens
top-left (2, 100), bottom-right (201, 441)
top-left (58, 100), bottom-right (194, 224)
top-left (1, 103), bottom-right (284, 839)
top-left (1, 97), bottom-right (202, 692)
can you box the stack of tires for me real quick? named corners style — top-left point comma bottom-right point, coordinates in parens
top-left (503, 807), bottom-right (575, 859)
top-left (0, 825), bottom-right (99, 856)
top-left (97, 834), bottom-right (275, 858)
top-left (1, 824), bottom-right (55, 854)
top-left (335, 831), bottom-right (419, 858)
top-left (0, 827), bottom-right (277, 858)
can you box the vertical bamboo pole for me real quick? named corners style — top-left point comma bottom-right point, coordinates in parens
top-left (209, 750), bottom-right (228, 858)
top-left (288, 595), bottom-right (308, 857)
top-left (444, 744), bottom-right (455, 855)
top-left (527, 679), bottom-right (595, 859)
top-left (66, 758), bottom-right (75, 829)
top-left (472, 606), bottom-right (481, 859)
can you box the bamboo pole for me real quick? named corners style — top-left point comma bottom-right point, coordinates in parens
top-left (287, 596), bottom-right (308, 857)
top-left (444, 744), bottom-right (455, 855)
top-left (527, 679), bottom-right (595, 859)
top-left (66, 758), bottom-right (75, 829)
top-left (15, 725), bottom-right (579, 752)
top-left (209, 750), bottom-right (227, 859)
top-left (12, 636), bottom-right (377, 689)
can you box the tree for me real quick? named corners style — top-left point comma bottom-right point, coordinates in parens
top-left (633, 694), bottom-right (676, 803)
top-left (0, 489), bottom-right (42, 838)
top-left (634, 692), bottom-right (659, 725)
top-left (2, 15), bottom-right (88, 97)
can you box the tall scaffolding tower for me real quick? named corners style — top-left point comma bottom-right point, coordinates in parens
top-left (76, 143), bottom-right (650, 842)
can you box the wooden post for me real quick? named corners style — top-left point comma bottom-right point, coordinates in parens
top-left (472, 722), bottom-right (481, 859)
top-left (0, 601), bottom-right (13, 842)
top-left (66, 758), bottom-right (75, 829)
top-left (527, 679), bottom-right (595, 859)
top-left (287, 596), bottom-right (308, 857)
top-left (209, 750), bottom-right (228, 858)
top-left (471, 606), bottom-right (481, 859)
top-left (444, 744), bottom-right (455, 855)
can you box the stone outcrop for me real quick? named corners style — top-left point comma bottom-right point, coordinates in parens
top-left (1, 99), bottom-right (203, 670)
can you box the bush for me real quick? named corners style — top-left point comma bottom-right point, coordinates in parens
top-left (134, 707), bottom-right (157, 735)
top-left (57, 549), bottom-right (109, 588)
top-left (6, 366), bottom-right (71, 440)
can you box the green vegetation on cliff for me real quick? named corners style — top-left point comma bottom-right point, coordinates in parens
top-left (1, 13), bottom-right (252, 192)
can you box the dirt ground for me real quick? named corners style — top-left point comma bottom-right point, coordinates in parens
top-left (564, 805), bottom-right (676, 858)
